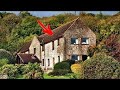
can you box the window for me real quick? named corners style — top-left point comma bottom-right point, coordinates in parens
top-left (53, 57), bottom-right (55, 65)
top-left (71, 38), bottom-right (78, 44)
top-left (82, 55), bottom-right (87, 61)
top-left (71, 55), bottom-right (78, 61)
top-left (58, 56), bottom-right (60, 62)
top-left (48, 59), bottom-right (50, 66)
top-left (81, 38), bottom-right (89, 45)
top-left (52, 41), bottom-right (54, 50)
top-left (42, 59), bottom-right (44, 66)
top-left (57, 39), bottom-right (59, 46)
top-left (34, 48), bottom-right (36, 54)
top-left (42, 45), bottom-right (45, 51)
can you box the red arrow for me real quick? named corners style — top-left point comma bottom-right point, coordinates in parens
top-left (37, 20), bottom-right (53, 36)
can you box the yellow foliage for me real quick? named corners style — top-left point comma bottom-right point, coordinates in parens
top-left (71, 64), bottom-right (82, 74)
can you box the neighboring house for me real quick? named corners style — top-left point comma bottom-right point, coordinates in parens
top-left (17, 17), bottom-right (96, 70)
top-left (16, 53), bottom-right (40, 64)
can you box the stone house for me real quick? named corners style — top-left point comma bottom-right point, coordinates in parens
top-left (17, 17), bottom-right (96, 70)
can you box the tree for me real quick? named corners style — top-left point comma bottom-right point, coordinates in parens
top-left (19, 11), bottom-right (32, 18)
top-left (56, 14), bottom-right (65, 24)
top-left (2, 13), bottom-right (21, 32)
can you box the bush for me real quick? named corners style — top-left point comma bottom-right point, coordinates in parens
top-left (49, 60), bottom-right (74, 76)
top-left (0, 64), bottom-right (18, 79)
top-left (0, 63), bottom-right (44, 79)
top-left (62, 60), bottom-right (75, 66)
top-left (54, 62), bottom-right (70, 71)
top-left (71, 64), bottom-right (82, 74)
top-left (48, 69), bottom-right (69, 76)
top-left (0, 49), bottom-right (15, 63)
top-left (83, 53), bottom-right (120, 79)
top-left (22, 62), bottom-right (44, 79)
top-left (0, 58), bottom-right (9, 67)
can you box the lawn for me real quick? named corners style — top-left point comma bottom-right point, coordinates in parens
top-left (43, 73), bottom-right (74, 79)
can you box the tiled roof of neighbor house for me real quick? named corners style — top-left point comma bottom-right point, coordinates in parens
top-left (18, 41), bottom-right (32, 53)
top-left (19, 17), bottom-right (90, 53)
top-left (17, 53), bottom-right (41, 64)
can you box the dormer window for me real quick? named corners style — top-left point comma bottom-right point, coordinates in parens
top-left (81, 38), bottom-right (89, 45)
top-left (71, 38), bottom-right (78, 44)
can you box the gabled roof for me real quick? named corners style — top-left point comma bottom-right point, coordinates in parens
top-left (17, 53), bottom-right (41, 64)
top-left (18, 17), bottom-right (90, 53)
top-left (18, 41), bottom-right (32, 53)
top-left (37, 17), bottom-right (87, 44)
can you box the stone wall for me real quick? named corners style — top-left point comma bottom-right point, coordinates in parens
top-left (29, 36), bottom-right (41, 60)
top-left (64, 20), bottom-right (96, 60)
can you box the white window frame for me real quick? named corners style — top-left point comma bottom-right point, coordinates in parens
top-left (71, 38), bottom-right (79, 44)
top-left (81, 38), bottom-right (89, 45)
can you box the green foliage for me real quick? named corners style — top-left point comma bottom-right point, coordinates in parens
top-left (0, 58), bottom-right (9, 67)
top-left (54, 62), bottom-right (70, 71)
top-left (21, 62), bottom-right (44, 79)
top-left (19, 11), bottom-right (32, 18)
top-left (0, 49), bottom-right (15, 63)
top-left (0, 64), bottom-right (18, 79)
top-left (48, 69), bottom-right (69, 76)
top-left (83, 53), bottom-right (120, 79)
top-left (56, 14), bottom-right (66, 24)
top-left (62, 60), bottom-right (75, 66)
top-left (49, 60), bottom-right (72, 76)
top-left (2, 13), bottom-right (21, 31)
top-left (0, 63), bottom-right (44, 79)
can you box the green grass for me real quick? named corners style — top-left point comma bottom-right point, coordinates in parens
top-left (16, 75), bottom-right (24, 79)
top-left (43, 73), bottom-right (74, 79)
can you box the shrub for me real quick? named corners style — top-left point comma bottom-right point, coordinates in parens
top-left (0, 49), bottom-right (15, 63)
top-left (0, 58), bottom-right (9, 67)
top-left (22, 62), bottom-right (44, 79)
top-left (54, 62), bottom-right (70, 71)
top-left (0, 63), bottom-right (44, 79)
top-left (62, 60), bottom-right (75, 66)
top-left (0, 64), bottom-right (18, 79)
top-left (83, 53), bottom-right (120, 79)
top-left (34, 72), bottom-right (44, 79)
top-left (71, 64), bottom-right (82, 74)
top-left (49, 60), bottom-right (74, 76)
top-left (48, 69), bottom-right (69, 76)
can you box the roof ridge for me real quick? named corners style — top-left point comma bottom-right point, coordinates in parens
top-left (65, 17), bottom-right (80, 32)
top-left (37, 17), bottom-right (80, 38)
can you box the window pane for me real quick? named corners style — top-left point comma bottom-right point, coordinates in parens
top-left (52, 41), bottom-right (54, 50)
top-left (58, 56), bottom-right (60, 62)
top-left (81, 38), bottom-right (89, 44)
top-left (34, 48), bottom-right (36, 54)
top-left (71, 55), bottom-right (78, 60)
top-left (71, 38), bottom-right (78, 44)
top-left (42, 59), bottom-right (44, 66)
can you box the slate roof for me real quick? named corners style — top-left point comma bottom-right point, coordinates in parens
top-left (17, 53), bottom-right (41, 64)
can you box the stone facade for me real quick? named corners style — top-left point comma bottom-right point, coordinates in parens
top-left (63, 20), bottom-right (96, 60)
